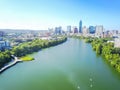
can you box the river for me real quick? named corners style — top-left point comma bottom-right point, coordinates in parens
top-left (0, 38), bottom-right (120, 90)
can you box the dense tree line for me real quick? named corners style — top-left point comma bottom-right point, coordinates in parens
top-left (0, 37), bottom-right (67, 69)
top-left (71, 35), bottom-right (120, 73)
top-left (86, 38), bottom-right (120, 73)
top-left (0, 50), bottom-right (11, 68)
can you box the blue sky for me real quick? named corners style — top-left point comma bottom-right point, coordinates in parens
top-left (0, 0), bottom-right (120, 30)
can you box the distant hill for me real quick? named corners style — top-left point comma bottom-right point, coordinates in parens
top-left (0, 29), bottom-right (48, 33)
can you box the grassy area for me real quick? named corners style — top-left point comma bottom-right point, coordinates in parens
top-left (20, 56), bottom-right (34, 61)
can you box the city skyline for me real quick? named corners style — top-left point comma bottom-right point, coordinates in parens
top-left (0, 0), bottom-right (120, 30)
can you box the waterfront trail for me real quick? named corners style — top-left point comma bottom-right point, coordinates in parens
top-left (0, 56), bottom-right (22, 73)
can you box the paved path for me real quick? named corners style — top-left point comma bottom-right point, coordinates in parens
top-left (0, 56), bottom-right (22, 73)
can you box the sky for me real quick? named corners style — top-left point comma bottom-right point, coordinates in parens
top-left (0, 0), bottom-right (120, 30)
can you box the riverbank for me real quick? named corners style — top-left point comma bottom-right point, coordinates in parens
top-left (20, 56), bottom-right (34, 61)
top-left (0, 36), bottom-right (67, 72)
top-left (1, 38), bottom-right (120, 90)
top-left (0, 56), bottom-right (22, 73)
top-left (88, 38), bottom-right (120, 73)
top-left (71, 35), bottom-right (120, 73)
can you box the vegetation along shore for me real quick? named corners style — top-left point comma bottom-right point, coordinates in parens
top-left (71, 35), bottom-right (120, 73)
top-left (0, 36), bottom-right (67, 70)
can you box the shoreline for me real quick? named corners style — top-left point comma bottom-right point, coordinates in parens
top-left (0, 37), bottom-right (67, 74)
top-left (71, 36), bottom-right (120, 73)
top-left (0, 57), bottom-right (22, 73)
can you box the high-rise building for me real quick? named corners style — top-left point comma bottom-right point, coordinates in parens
top-left (79, 20), bottom-right (82, 33)
top-left (82, 26), bottom-right (89, 34)
top-left (73, 26), bottom-right (78, 33)
top-left (67, 26), bottom-right (71, 33)
top-left (95, 25), bottom-right (104, 35)
top-left (111, 30), bottom-right (119, 35)
top-left (89, 26), bottom-right (96, 34)
top-left (55, 26), bottom-right (62, 35)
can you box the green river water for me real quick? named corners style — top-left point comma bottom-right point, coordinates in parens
top-left (0, 38), bottom-right (120, 90)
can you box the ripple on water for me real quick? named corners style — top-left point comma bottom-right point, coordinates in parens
top-left (77, 86), bottom-right (80, 89)
top-left (89, 77), bottom-right (93, 88)
top-left (89, 78), bottom-right (93, 82)
top-left (90, 84), bottom-right (93, 88)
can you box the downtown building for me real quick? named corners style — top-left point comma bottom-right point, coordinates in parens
top-left (111, 30), bottom-right (119, 38)
top-left (82, 26), bottom-right (89, 36)
top-left (67, 26), bottom-right (72, 33)
top-left (89, 26), bottom-right (96, 34)
top-left (95, 25), bottom-right (104, 37)
top-left (71, 26), bottom-right (78, 34)
top-left (54, 26), bottom-right (62, 35)
top-left (79, 20), bottom-right (82, 33)
top-left (114, 38), bottom-right (120, 48)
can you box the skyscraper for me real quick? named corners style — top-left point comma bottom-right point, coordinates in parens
top-left (89, 26), bottom-right (96, 34)
top-left (73, 26), bottom-right (78, 33)
top-left (82, 26), bottom-right (89, 34)
top-left (79, 20), bottom-right (82, 33)
top-left (95, 25), bottom-right (103, 35)
top-left (55, 26), bottom-right (62, 35)
top-left (67, 26), bottom-right (71, 33)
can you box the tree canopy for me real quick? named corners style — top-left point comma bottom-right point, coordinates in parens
top-left (0, 37), bottom-right (67, 69)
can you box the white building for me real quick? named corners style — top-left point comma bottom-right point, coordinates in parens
top-left (67, 26), bottom-right (71, 33)
top-left (114, 38), bottom-right (120, 48)
top-left (95, 25), bottom-right (104, 35)
top-left (82, 26), bottom-right (89, 35)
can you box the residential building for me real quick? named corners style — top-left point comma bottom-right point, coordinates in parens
top-left (0, 41), bottom-right (11, 50)
top-left (0, 31), bottom-right (5, 37)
